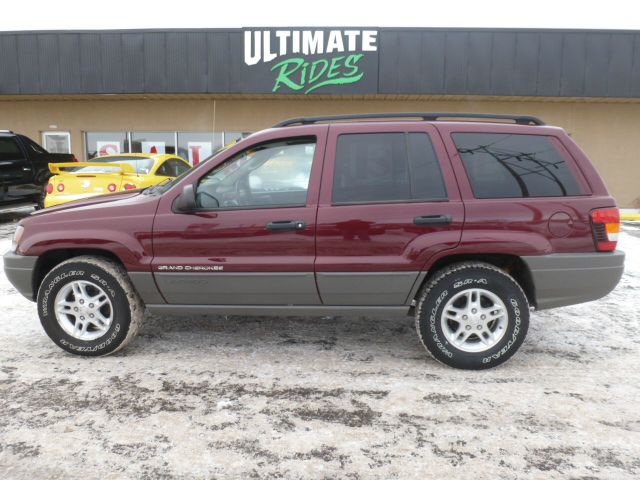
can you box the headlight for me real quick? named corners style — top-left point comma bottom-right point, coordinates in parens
top-left (11, 225), bottom-right (24, 252)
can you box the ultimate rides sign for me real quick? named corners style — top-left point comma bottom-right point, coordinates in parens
top-left (243, 29), bottom-right (379, 94)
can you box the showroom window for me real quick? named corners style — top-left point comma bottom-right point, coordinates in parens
top-left (177, 132), bottom-right (224, 165)
top-left (86, 132), bottom-right (129, 159)
top-left (84, 131), bottom-right (252, 162)
top-left (130, 131), bottom-right (176, 155)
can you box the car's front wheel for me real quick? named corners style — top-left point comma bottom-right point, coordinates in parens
top-left (415, 262), bottom-right (530, 369)
top-left (37, 256), bottom-right (144, 356)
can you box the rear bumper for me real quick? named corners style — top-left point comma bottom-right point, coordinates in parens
top-left (44, 193), bottom-right (100, 208)
top-left (3, 251), bottom-right (38, 301)
top-left (522, 251), bottom-right (625, 310)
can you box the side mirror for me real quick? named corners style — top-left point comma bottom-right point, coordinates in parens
top-left (174, 184), bottom-right (196, 213)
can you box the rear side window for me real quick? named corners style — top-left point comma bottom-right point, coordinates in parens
top-left (333, 132), bottom-right (447, 203)
top-left (453, 133), bottom-right (582, 198)
top-left (0, 137), bottom-right (23, 157)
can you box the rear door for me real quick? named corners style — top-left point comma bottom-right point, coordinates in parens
top-left (315, 122), bottom-right (464, 306)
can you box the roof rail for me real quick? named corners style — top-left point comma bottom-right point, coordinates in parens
top-left (0, 129), bottom-right (14, 133)
top-left (273, 112), bottom-right (545, 128)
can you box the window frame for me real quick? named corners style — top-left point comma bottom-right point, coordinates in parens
top-left (452, 131), bottom-right (589, 200)
top-left (330, 131), bottom-right (450, 206)
top-left (193, 135), bottom-right (318, 212)
top-left (41, 131), bottom-right (71, 154)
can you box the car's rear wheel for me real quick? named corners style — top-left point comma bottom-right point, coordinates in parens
top-left (415, 261), bottom-right (529, 369)
top-left (37, 256), bottom-right (144, 356)
top-left (35, 184), bottom-right (47, 210)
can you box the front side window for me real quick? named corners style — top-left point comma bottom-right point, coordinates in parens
top-left (453, 133), bottom-right (583, 198)
top-left (333, 132), bottom-right (447, 204)
top-left (196, 137), bottom-right (316, 209)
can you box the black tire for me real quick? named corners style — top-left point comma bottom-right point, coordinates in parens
top-left (415, 261), bottom-right (529, 370)
top-left (35, 184), bottom-right (47, 210)
top-left (35, 172), bottom-right (52, 210)
top-left (36, 256), bottom-right (144, 356)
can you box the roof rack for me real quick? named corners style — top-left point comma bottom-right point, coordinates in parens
top-left (0, 129), bottom-right (14, 133)
top-left (273, 112), bottom-right (545, 128)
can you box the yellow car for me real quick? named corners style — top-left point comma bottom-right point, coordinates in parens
top-left (44, 153), bottom-right (191, 208)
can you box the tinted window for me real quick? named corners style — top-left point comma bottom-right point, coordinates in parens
top-left (0, 137), bottom-right (23, 157)
top-left (333, 132), bottom-right (447, 203)
top-left (453, 133), bottom-right (582, 198)
top-left (196, 137), bottom-right (315, 209)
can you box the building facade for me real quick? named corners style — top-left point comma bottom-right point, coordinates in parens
top-left (0, 28), bottom-right (639, 206)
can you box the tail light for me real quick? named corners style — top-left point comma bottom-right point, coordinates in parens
top-left (71, 155), bottom-right (79, 162)
top-left (57, 183), bottom-right (65, 192)
top-left (123, 183), bottom-right (137, 190)
top-left (107, 183), bottom-right (117, 192)
top-left (590, 208), bottom-right (620, 251)
top-left (46, 183), bottom-right (53, 194)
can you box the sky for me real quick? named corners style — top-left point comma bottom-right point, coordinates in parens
top-left (1, 0), bottom-right (639, 31)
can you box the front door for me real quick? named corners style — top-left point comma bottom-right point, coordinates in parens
top-left (315, 123), bottom-right (464, 306)
top-left (151, 128), bottom-right (327, 305)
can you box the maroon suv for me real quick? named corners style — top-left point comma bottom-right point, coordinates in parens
top-left (4, 113), bottom-right (625, 369)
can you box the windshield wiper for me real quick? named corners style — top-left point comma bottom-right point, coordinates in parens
top-left (143, 178), bottom-right (172, 195)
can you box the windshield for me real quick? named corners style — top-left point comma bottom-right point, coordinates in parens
top-left (74, 156), bottom-right (155, 174)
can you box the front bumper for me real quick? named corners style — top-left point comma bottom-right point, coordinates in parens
top-left (522, 251), bottom-right (625, 310)
top-left (3, 251), bottom-right (38, 301)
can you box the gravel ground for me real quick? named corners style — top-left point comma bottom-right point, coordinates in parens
top-left (1, 208), bottom-right (639, 480)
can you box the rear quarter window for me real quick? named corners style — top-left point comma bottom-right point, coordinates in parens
top-left (453, 133), bottom-right (583, 198)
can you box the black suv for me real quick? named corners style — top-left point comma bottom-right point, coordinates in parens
top-left (0, 130), bottom-right (77, 207)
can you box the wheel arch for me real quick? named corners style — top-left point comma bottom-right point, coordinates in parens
top-left (32, 248), bottom-right (126, 300)
top-left (413, 253), bottom-right (536, 309)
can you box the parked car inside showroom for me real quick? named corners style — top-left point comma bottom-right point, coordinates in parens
top-left (44, 153), bottom-right (191, 208)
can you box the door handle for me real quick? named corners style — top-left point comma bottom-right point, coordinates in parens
top-left (413, 215), bottom-right (453, 226)
top-left (266, 220), bottom-right (306, 231)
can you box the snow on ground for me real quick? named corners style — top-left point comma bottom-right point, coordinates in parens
top-left (0, 213), bottom-right (639, 479)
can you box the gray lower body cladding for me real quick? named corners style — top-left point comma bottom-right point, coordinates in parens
top-left (522, 251), bottom-right (625, 310)
top-left (316, 271), bottom-right (424, 305)
top-left (154, 272), bottom-right (322, 305)
top-left (152, 271), bottom-right (424, 306)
